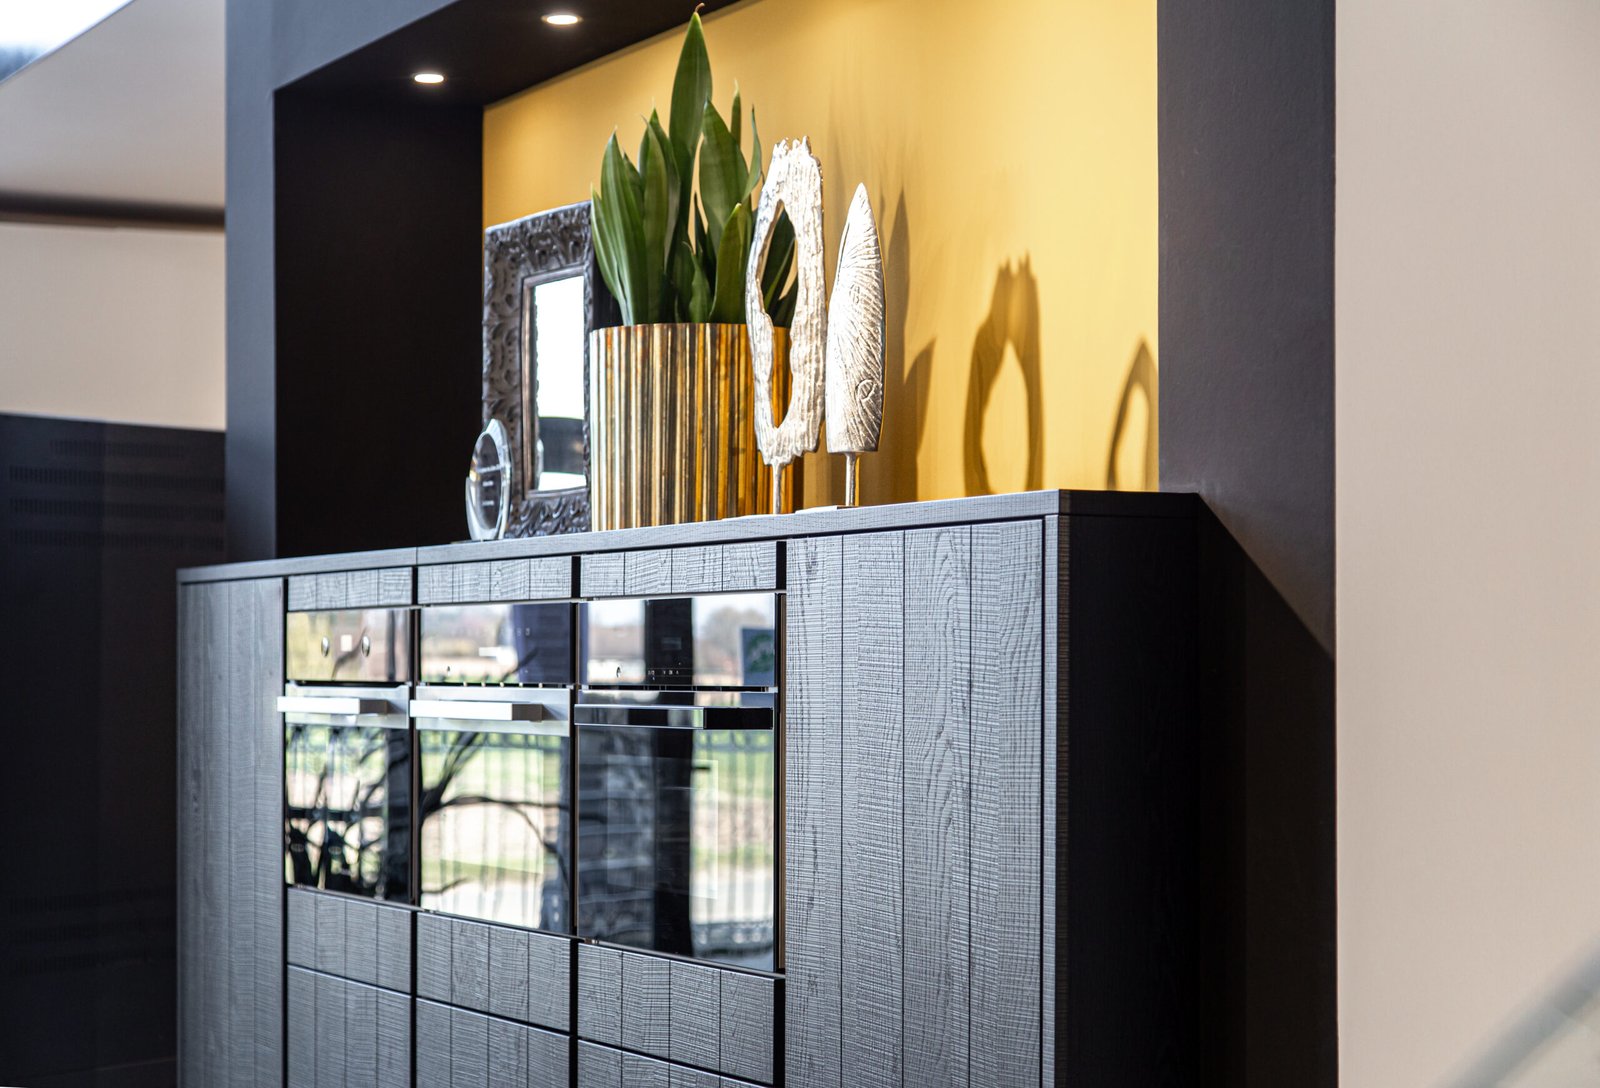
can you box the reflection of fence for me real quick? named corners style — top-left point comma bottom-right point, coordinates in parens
top-left (417, 729), bottom-right (569, 932)
top-left (577, 727), bottom-right (775, 969)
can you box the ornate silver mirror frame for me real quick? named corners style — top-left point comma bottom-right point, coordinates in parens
top-left (483, 202), bottom-right (618, 536)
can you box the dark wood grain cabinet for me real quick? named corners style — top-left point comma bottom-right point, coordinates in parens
top-left (178, 493), bottom-right (1200, 1087)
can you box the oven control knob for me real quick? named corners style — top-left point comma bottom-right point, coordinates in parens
top-left (361, 636), bottom-right (372, 657)
top-left (320, 637), bottom-right (330, 657)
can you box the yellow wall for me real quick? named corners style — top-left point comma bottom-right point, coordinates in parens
top-left (484, 0), bottom-right (1157, 508)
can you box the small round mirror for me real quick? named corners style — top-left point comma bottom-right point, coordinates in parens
top-left (465, 419), bottom-right (512, 541)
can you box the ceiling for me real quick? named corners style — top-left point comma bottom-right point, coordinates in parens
top-left (0, 0), bottom-right (223, 210)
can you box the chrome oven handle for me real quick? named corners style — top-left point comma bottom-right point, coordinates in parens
top-left (408, 699), bottom-right (547, 723)
top-left (574, 703), bottom-right (773, 731)
top-left (276, 695), bottom-right (393, 716)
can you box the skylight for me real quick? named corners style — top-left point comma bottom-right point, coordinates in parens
top-left (0, 0), bottom-right (131, 83)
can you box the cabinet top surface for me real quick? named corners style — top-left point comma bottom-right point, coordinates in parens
top-left (179, 489), bottom-right (1196, 584)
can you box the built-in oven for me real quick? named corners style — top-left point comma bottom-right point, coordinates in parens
top-left (412, 686), bottom-right (572, 933)
top-left (281, 607), bottom-right (414, 902)
top-left (576, 592), bottom-right (780, 971)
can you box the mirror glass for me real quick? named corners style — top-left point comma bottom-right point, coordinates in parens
top-left (524, 274), bottom-right (586, 492)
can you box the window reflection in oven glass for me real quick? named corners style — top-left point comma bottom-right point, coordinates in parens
top-left (283, 723), bottom-right (411, 901)
top-left (418, 727), bottom-right (571, 933)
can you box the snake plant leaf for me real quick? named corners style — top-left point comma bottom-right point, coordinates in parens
top-left (709, 202), bottom-right (752, 324)
top-left (589, 186), bottom-right (628, 320)
top-left (668, 11), bottom-right (712, 183)
top-left (744, 107), bottom-right (765, 200)
top-left (693, 197), bottom-right (713, 281)
top-left (761, 211), bottom-right (795, 310)
top-left (770, 278), bottom-right (798, 327)
top-left (699, 100), bottom-right (746, 253)
top-left (600, 132), bottom-right (649, 324)
top-left (677, 238), bottom-right (712, 323)
top-left (730, 84), bottom-right (742, 155)
top-left (639, 117), bottom-right (678, 298)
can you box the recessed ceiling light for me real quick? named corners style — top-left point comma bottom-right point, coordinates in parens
top-left (413, 71), bottom-right (445, 85)
top-left (541, 12), bottom-right (582, 26)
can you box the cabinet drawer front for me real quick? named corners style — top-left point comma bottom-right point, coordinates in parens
top-left (287, 967), bottom-right (410, 1088)
top-left (415, 913), bottom-right (572, 1031)
top-left (417, 1000), bottom-right (569, 1088)
top-left (419, 557), bottom-right (573, 603)
top-left (286, 889), bottom-right (412, 992)
top-left (289, 567), bottom-right (412, 610)
top-left (575, 946), bottom-right (776, 1084)
top-left (576, 1041), bottom-right (767, 1088)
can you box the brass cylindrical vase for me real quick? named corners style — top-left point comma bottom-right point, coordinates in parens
top-left (588, 323), bottom-right (794, 530)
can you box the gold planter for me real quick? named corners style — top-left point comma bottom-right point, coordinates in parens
top-left (588, 323), bottom-right (795, 530)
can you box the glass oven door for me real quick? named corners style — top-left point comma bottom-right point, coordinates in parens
top-left (413, 687), bottom-right (572, 933)
top-left (281, 684), bottom-right (412, 902)
top-left (575, 693), bottom-right (777, 971)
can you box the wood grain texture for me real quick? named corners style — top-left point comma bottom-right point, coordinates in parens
top-left (624, 548), bottom-right (673, 596)
top-left (488, 1013), bottom-right (528, 1088)
top-left (345, 897), bottom-right (379, 986)
top-left (245, 578), bottom-right (285, 1087)
top-left (315, 570), bottom-right (348, 610)
top-left (347, 565), bottom-right (414, 607)
top-left (669, 1067), bottom-right (722, 1088)
top-left (287, 967), bottom-right (316, 1088)
top-left (287, 888), bottom-right (316, 968)
top-left (784, 535), bottom-right (843, 1088)
top-left (1041, 515), bottom-right (1061, 1088)
top-left (489, 925), bottom-right (530, 1023)
top-left (421, 559), bottom-right (572, 604)
top-left (670, 545), bottom-right (722, 594)
top-left (346, 979), bottom-right (379, 1088)
top-left (525, 931), bottom-right (571, 1031)
top-left (577, 1041), bottom-right (622, 1088)
top-left (579, 552), bottom-right (625, 598)
top-left (719, 971), bottom-right (775, 1084)
top-left (417, 999), bottom-right (454, 1088)
top-left (970, 521), bottom-right (1043, 1088)
top-left (376, 990), bottom-right (413, 1087)
top-left (577, 944), bottom-right (622, 1045)
top-left (621, 949), bottom-right (672, 1056)
top-left (228, 583), bottom-right (253, 1088)
top-left (315, 891), bottom-right (346, 978)
top-left (453, 919), bottom-right (492, 1010)
top-left (176, 586), bottom-right (201, 1087)
top-left (622, 1052), bottom-right (673, 1088)
top-left (199, 581), bottom-right (227, 1088)
top-left (668, 961), bottom-right (722, 1070)
top-left (904, 526), bottom-right (972, 1088)
top-left (452, 1007), bottom-right (491, 1088)
top-left (315, 970), bottom-right (347, 1088)
top-left (417, 912), bottom-right (454, 1002)
top-left (721, 541), bottom-right (777, 591)
top-left (287, 574), bottom-right (317, 610)
top-left (375, 901), bottom-right (413, 994)
top-left (840, 531), bottom-right (904, 1088)
top-left (527, 1023), bottom-right (570, 1088)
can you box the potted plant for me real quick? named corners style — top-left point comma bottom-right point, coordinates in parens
top-left (587, 10), bottom-right (797, 528)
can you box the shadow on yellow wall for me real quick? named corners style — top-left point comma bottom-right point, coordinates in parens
top-left (483, 0), bottom-right (1158, 504)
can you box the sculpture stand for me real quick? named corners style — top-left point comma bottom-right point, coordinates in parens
top-left (843, 453), bottom-right (859, 508)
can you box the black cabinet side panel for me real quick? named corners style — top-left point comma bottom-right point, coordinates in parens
top-left (784, 536), bottom-right (844, 1088)
top-left (839, 532), bottom-right (905, 1088)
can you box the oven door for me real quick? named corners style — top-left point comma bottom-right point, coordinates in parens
top-left (281, 684), bottom-right (412, 902)
top-left (413, 687), bottom-right (572, 933)
top-left (575, 693), bottom-right (777, 971)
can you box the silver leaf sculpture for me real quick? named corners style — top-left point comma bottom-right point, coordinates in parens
top-left (747, 138), bottom-right (827, 514)
top-left (824, 183), bottom-right (886, 506)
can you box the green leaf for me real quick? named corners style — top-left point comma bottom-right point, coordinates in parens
top-left (710, 203), bottom-right (752, 324)
top-left (761, 210), bottom-right (794, 310)
top-left (600, 132), bottom-right (650, 323)
top-left (668, 12), bottom-right (712, 183)
top-left (639, 118), bottom-right (677, 300)
top-left (770, 279), bottom-right (798, 327)
top-left (744, 106), bottom-right (765, 199)
top-left (699, 100), bottom-right (746, 253)
top-left (677, 239), bottom-right (712, 323)
top-left (694, 197), bottom-right (713, 282)
top-left (589, 187), bottom-right (626, 316)
top-left (730, 84), bottom-right (742, 155)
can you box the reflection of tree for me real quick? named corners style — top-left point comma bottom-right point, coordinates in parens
top-left (417, 729), bottom-right (571, 930)
top-left (285, 724), bottom-right (410, 900)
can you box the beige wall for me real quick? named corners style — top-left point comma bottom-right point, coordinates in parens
top-left (483, 0), bottom-right (1157, 509)
top-left (1338, 2), bottom-right (1600, 1083)
top-left (0, 221), bottom-right (224, 429)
